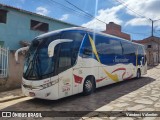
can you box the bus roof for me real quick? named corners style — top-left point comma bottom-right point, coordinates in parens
top-left (36, 27), bottom-right (144, 47)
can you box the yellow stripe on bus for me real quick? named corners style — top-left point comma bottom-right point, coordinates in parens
top-left (88, 34), bottom-right (119, 82)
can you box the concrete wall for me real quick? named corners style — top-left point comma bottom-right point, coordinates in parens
top-left (0, 51), bottom-right (24, 92)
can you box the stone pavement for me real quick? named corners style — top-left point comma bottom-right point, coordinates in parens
top-left (81, 65), bottom-right (160, 120)
top-left (0, 88), bottom-right (25, 103)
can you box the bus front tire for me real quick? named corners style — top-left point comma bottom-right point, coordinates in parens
top-left (83, 77), bottom-right (95, 95)
top-left (136, 69), bottom-right (141, 79)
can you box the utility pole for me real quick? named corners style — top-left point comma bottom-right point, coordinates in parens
top-left (149, 18), bottom-right (160, 63)
top-left (149, 18), bottom-right (160, 37)
top-left (151, 20), bottom-right (153, 37)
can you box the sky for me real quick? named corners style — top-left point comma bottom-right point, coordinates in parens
top-left (0, 0), bottom-right (160, 40)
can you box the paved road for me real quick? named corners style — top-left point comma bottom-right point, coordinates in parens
top-left (0, 66), bottom-right (160, 120)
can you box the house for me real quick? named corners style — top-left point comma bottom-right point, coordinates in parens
top-left (0, 3), bottom-right (76, 50)
top-left (0, 3), bottom-right (76, 91)
top-left (133, 36), bottom-right (160, 65)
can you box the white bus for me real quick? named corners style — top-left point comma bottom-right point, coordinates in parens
top-left (17, 27), bottom-right (147, 100)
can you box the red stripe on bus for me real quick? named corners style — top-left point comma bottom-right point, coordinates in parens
top-left (96, 77), bottom-right (106, 82)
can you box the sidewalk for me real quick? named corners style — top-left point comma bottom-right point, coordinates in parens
top-left (81, 65), bottom-right (160, 120)
top-left (0, 88), bottom-right (25, 103)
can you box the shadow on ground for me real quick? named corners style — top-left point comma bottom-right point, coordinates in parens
top-left (1, 76), bottom-right (155, 119)
top-left (147, 64), bottom-right (159, 70)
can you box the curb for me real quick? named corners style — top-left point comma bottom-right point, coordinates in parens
top-left (0, 96), bottom-right (26, 103)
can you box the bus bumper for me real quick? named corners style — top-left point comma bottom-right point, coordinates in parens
top-left (22, 84), bottom-right (59, 100)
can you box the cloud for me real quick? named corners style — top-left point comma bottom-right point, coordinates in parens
top-left (124, 0), bottom-right (160, 27)
top-left (36, 6), bottom-right (49, 16)
top-left (125, 18), bottom-right (150, 26)
top-left (82, 0), bottom-right (160, 28)
top-left (82, 5), bottom-right (124, 30)
top-left (59, 14), bottom-right (69, 21)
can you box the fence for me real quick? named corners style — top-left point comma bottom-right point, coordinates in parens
top-left (0, 47), bottom-right (9, 78)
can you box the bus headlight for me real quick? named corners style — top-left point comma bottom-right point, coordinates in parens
top-left (23, 79), bottom-right (59, 90)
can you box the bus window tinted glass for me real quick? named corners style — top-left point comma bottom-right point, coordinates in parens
top-left (121, 41), bottom-right (135, 55)
top-left (61, 31), bottom-right (85, 64)
top-left (138, 46), bottom-right (145, 55)
top-left (111, 40), bottom-right (122, 55)
top-left (95, 36), bottom-right (122, 55)
top-left (95, 35), bottom-right (114, 55)
top-left (58, 42), bottom-right (72, 73)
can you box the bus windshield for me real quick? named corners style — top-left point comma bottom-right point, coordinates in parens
top-left (23, 31), bottom-right (85, 80)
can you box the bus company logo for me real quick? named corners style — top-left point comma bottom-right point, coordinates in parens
top-left (115, 56), bottom-right (129, 63)
top-left (2, 112), bottom-right (11, 117)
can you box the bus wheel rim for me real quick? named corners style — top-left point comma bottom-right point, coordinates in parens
top-left (85, 80), bottom-right (92, 91)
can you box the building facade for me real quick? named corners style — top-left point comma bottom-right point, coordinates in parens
top-left (133, 36), bottom-right (160, 65)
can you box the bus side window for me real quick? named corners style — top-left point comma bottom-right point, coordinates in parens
top-left (80, 33), bottom-right (92, 57)
top-left (138, 46), bottom-right (145, 56)
top-left (61, 31), bottom-right (85, 65)
top-left (58, 42), bottom-right (72, 73)
top-left (121, 41), bottom-right (135, 55)
top-left (111, 40), bottom-right (122, 55)
top-left (95, 36), bottom-right (114, 55)
top-left (138, 46), bottom-right (146, 65)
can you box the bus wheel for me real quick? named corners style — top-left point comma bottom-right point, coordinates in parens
top-left (83, 77), bottom-right (95, 95)
top-left (136, 69), bottom-right (141, 79)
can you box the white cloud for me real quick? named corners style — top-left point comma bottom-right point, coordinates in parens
top-left (125, 18), bottom-right (150, 26)
top-left (82, 0), bottom-right (160, 28)
top-left (59, 14), bottom-right (69, 21)
top-left (82, 5), bottom-right (124, 31)
top-left (124, 0), bottom-right (160, 27)
top-left (36, 6), bottom-right (49, 16)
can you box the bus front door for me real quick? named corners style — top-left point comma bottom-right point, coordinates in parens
top-left (57, 42), bottom-right (73, 99)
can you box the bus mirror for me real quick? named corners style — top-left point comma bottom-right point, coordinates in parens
top-left (48, 39), bottom-right (73, 57)
top-left (15, 46), bottom-right (29, 63)
top-left (82, 48), bottom-right (92, 55)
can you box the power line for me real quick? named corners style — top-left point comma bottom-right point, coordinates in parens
top-left (114, 0), bottom-right (151, 20)
top-left (42, 0), bottom-right (95, 21)
top-left (40, 0), bottom-right (160, 37)
top-left (114, 0), bottom-right (160, 37)
top-left (40, 0), bottom-right (155, 37)
top-left (1, 0), bottom-right (157, 39)
top-left (65, 0), bottom-right (153, 36)
top-left (65, 0), bottom-right (107, 24)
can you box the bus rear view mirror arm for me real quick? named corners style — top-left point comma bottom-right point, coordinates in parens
top-left (15, 46), bottom-right (29, 64)
top-left (82, 48), bottom-right (92, 55)
top-left (48, 39), bottom-right (73, 57)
